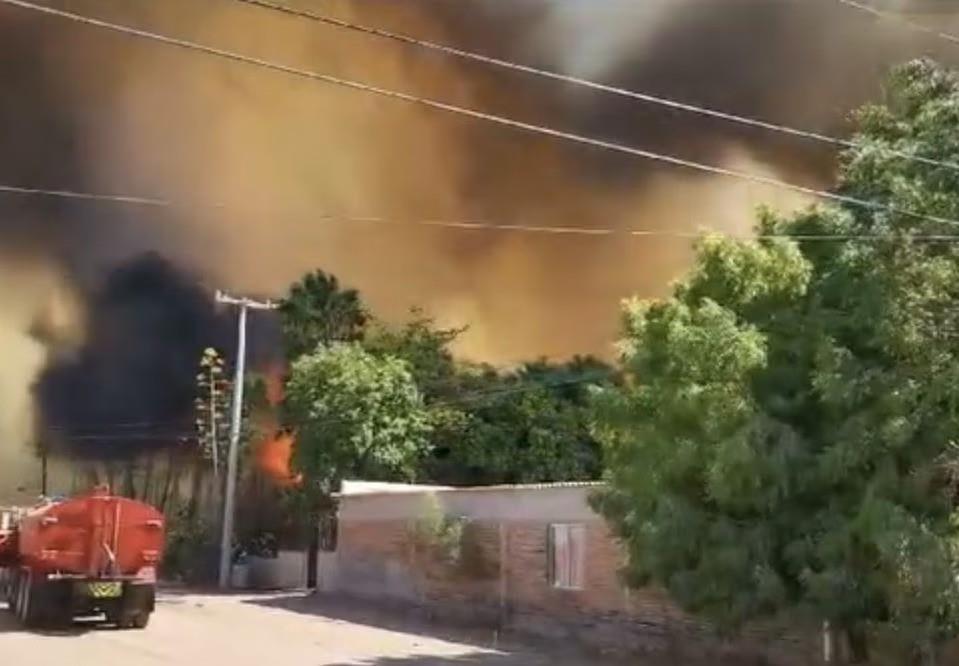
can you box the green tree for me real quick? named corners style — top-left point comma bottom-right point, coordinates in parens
top-left (363, 309), bottom-right (465, 397)
top-left (278, 270), bottom-right (368, 358)
top-left (285, 342), bottom-right (432, 501)
top-left (432, 360), bottom-right (612, 486)
top-left (594, 59), bottom-right (959, 664)
top-left (363, 312), bottom-right (611, 485)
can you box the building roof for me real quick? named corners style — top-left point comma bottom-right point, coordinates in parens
top-left (339, 480), bottom-right (454, 496)
top-left (338, 479), bottom-right (604, 498)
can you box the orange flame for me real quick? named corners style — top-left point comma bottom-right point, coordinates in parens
top-left (256, 431), bottom-right (302, 488)
top-left (254, 364), bottom-right (301, 487)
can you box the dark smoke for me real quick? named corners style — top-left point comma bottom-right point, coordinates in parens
top-left (37, 255), bottom-right (221, 457)
top-left (0, 0), bottom-right (957, 467)
top-left (35, 253), bottom-right (282, 459)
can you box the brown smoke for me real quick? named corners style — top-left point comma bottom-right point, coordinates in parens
top-left (1, 0), bottom-right (958, 469)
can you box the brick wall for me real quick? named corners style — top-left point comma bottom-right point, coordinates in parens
top-left (332, 512), bottom-right (818, 665)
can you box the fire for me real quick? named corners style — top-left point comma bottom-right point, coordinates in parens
top-left (256, 431), bottom-right (302, 488)
top-left (253, 364), bottom-right (302, 487)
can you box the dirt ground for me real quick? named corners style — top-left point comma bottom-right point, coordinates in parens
top-left (0, 591), bottom-right (631, 665)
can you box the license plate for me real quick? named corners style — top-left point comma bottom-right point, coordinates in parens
top-left (87, 582), bottom-right (123, 598)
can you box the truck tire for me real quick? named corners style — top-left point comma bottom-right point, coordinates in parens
top-left (115, 610), bottom-right (150, 630)
top-left (14, 573), bottom-right (27, 622)
top-left (18, 573), bottom-right (45, 628)
top-left (9, 572), bottom-right (18, 616)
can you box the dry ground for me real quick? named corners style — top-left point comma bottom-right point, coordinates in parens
top-left (0, 590), bottom-right (631, 665)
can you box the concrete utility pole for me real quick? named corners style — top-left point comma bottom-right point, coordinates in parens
top-left (215, 290), bottom-right (278, 589)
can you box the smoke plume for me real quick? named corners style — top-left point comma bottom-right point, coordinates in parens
top-left (0, 0), bottom-right (957, 475)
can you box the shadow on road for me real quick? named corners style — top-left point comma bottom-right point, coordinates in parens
top-left (325, 653), bottom-right (565, 666)
top-left (244, 593), bottom-right (635, 666)
top-left (0, 602), bottom-right (113, 637)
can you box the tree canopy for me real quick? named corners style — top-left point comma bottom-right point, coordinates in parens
top-left (363, 312), bottom-right (611, 486)
top-left (278, 270), bottom-right (368, 358)
top-left (592, 59), bottom-right (959, 662)
top-left (284, 342), bottom-right (432, 500)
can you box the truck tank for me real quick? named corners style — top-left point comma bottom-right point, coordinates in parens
top-left (1, 487), bottom-right (166, 629)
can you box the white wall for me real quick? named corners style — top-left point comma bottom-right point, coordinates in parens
top-left (338, 484), bottom-right (604, 524)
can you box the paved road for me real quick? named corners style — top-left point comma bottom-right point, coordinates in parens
top-left (0, 592), bottom-right (621, 665)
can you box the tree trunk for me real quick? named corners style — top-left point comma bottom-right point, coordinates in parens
top-left (846, 624), bottom-right (870, 664)
top-left (188, 458), bottom-right (205, 519)
top-left (912, 639), bottom-right (940, 666)
top-left (104, 462), bottom-right (116, 493)
top-left (122, 461), bottom-right (137, 499)
top-left (823, 621), bottom-right (840, 664)
top-left (142, 452), bottom-right (156, 504)
top-left (160, 448), bottom-right (177, 513)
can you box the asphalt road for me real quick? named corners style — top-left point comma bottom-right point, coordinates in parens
top-left (0, 591), bottom-right (621, 666)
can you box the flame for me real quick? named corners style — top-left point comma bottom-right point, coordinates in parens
top-left (256, 431), bottom-right (302, 488)
top-left (253, 365), bottom-right (301, 487)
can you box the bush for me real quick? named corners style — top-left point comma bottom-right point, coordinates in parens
top-left (162, 507), bottom-right (217, 583)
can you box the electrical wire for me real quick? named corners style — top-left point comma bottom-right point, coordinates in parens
top-left (0, 184), bottom-right (172, 207)
top-left (6, 180), bottom-right (959, 242)
top-left (836, 0), bottom-right (959, 46)
top-left (45, 370), bottom-right (618, 443)
top-left (234, 0), bottom-right (959, 174)
top-left (5, 0), bottom-right (959, 231)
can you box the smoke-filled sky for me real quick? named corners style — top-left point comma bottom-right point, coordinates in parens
top-left (1, 0), bottom-right (958, 488)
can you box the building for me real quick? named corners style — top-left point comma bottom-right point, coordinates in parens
top-left (319, 480), bottom-right (818, 665)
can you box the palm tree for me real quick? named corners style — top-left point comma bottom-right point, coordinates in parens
top-left (278, 270), bottom-right (368, 359)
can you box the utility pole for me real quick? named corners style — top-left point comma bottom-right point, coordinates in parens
top-left (215, 290), bottom-right (278, 589)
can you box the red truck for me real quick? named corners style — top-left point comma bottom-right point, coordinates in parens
top-left (0, 487), bottom-right (165, 629)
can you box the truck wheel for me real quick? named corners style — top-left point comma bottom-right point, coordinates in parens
top-left (16, 574), bottom-right (30, 625)
top-left (116, 611), bottom-right (150, 629)
top-left (19, 575), bottom-right (43, 628)
top-left (7, 571), bottom-right (18, 614)
top-left (15, 574), bottom-right (28, 622)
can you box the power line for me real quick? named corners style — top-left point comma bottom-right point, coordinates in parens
top-left (0, 184), bottom-right (172, 207)
top-left (234, 0), bottom-right (959, 174)
top-left (6, 180), bottom-right (959, 242)
top-left (836, 0), bottom-right (959, 45)
top-left (41, 372), bottom-right (616, 443)
top-left (6, 0), bottom-right (959, 231)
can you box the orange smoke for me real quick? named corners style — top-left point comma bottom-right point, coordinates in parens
top-left (253, 364), bottom-right (302, 488)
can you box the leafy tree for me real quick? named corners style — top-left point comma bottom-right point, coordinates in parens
top-left (278, 270), bottom-right (368, 358)
top-left (363, 312), bottom-right (611, 485)
top-left (430, 360), bottom-right (613, 486)
top-left (284, 342), bottom-right (432, 502)
top-left (593, 59), bottom-right (959, 664)
top-left (363, 309), bottom-right (465, 397)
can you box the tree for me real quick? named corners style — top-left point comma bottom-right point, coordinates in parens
top-left (278, 270), bottom-right (368, 358)
top-left (363, 312), bottom-right (611, 485)
top-left (363, 309), bottom-right (464, 395)
top-left (284, 343), bottom-right (432, 502)
top-left (430, 360), bottom-right (612, 486)
top-left (593, 59), bottom-right (959, 664)
top-left (194, 347), bottom-right (232, 479)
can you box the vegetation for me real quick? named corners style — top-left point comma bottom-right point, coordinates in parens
top-left (194, 347), bottom-right (231, 475)
top-left (278, 269), bottom-right (368, 358)
top-left (284, 342), bottom-right (433, 498)
top-left (592, 60), bottom-right (959, 663)
top-left (408, 494), bottom-right (496, 580)
top-left (364, 312), bottom-right (611, 485)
